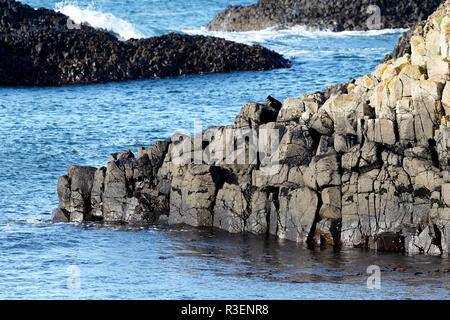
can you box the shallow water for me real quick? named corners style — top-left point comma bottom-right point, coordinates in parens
top-left (0, 0), bottom-right (448, 299)
top-left (0, 221), bottom-right (448, 299)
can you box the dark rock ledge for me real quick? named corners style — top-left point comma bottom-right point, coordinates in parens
top-left (206, 0), bottom-right (442, 32)
top-left (0, 0), bottom-right (289, 86)
top-left (54, 1), bottom-right (450, 256)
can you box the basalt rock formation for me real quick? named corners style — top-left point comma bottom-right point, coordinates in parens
top-left (206, 0), bottom-right (442, 32)
top-left (382, 28), bottom-right (415, 63)
top-left (383, 2), bottom-right (450, 61)
top-left (0, 0), bottom-right (289, 86)
top-left (55, 1), bottom-right (450, 256)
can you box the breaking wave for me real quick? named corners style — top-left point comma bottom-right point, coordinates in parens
top-left (55, 1), bottom-right (145, 40)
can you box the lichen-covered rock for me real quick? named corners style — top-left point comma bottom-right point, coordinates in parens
top-left (277, 97), bottom-right (305, 122)
top-left (54, 0), bottom-right (450, 256)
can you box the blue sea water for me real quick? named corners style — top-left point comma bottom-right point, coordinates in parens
top-left (0, 0), bottom-right (448, 299)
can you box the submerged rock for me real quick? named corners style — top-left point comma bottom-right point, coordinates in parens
top-left (55, 1), bottom-right (450, 256)
top-left (0, 0), bottom-right (289, 86)
top-left (206, 0), bottom-right (442, 32)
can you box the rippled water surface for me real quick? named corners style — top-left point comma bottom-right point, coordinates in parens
top-left (0, 0), bottom-right (448, 299)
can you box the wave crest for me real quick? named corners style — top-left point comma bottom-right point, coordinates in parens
top-left (55, 2), bottom-right (145, 40)
top-left (182, 25), bottom-right (408, 43)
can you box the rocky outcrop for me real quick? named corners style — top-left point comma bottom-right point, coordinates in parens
top-left (382, 28), bottom-right (415, 63)
top-left (55, 1), bottom-right (450, 256)
top-left (206, 0), bottom-right (442, 32)
top-left (383, 1), bottom-right (450, 63)
top-left (0, 0), bottom-right (289, 86)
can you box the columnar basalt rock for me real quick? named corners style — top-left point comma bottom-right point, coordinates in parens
top-left (169, 164), bottom-right (219, 227)
top-left (54, 165), bottom-right (97, 222)
top-left (0, 1), bottom-right (289, 86)
top-left (55, 1), bottom-right (450, 256)
top-left (206, 0), bottom-right (442, 33)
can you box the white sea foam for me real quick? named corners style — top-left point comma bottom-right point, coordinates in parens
top-left (25, 219), bottom-right (46, 225)
top-left (54, 2), bottom-right (145, 40)
top-left (182, 25), bottom-right (408, 45)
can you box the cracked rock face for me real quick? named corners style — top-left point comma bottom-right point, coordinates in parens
top-left (55, 1), bottom-right (450, 256)
top-left (206, 0), bottom-right (442, 33)
top-left (169, 164), bottom-right (218, 227)
top-left (0, 0), bottom-right (289, 86)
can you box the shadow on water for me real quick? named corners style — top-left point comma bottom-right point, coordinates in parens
top-left (73, 221), bottom-right (450, 286)
top-left (0, 219), bottom-right (448, 299)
